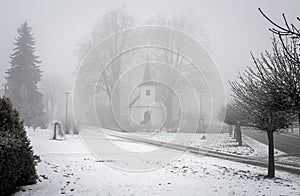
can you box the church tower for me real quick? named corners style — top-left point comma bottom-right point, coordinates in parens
top-left (140, 64), bottom-right (156, 107)
top-left (129, 60), bottom-right (163, 129)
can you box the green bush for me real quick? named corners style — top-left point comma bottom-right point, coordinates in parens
top-left (0, 97), bottom-right (37, 195)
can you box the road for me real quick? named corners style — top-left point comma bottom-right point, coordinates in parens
top-left (242, 129), bottom-right (300, 156)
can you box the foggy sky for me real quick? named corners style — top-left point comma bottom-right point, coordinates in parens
top-left (0, 0), bottom-right (299, 99)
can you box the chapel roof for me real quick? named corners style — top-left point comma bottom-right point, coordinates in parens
top-left (142, 63), bottom-right (152, 82)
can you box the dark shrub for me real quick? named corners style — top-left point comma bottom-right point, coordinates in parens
top-left (0, 97), bottom-right (37, 195)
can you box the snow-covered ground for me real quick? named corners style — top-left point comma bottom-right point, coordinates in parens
top-left (16, 128), bottom-right (300, 195)
top-left (127, 131), bottom-right (286, 157)
top-left (146, 132), bottom-right (257, 156)
top-left (131, 130), bottom-right (300, 168)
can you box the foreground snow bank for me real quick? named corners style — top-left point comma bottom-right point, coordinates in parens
top-left (16, 128), bottom-right (300, 195)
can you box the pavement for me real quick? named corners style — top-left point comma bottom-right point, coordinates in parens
top-left (242, 129), bottom-right (300, 156)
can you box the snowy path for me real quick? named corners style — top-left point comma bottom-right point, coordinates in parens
top-left (16, 128), bottom-right (300, 195)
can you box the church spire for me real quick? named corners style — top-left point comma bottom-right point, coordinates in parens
top-left (142, 53), bottom-right (152, 82)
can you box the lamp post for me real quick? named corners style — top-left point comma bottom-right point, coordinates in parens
top-left (2, 83), bottom-right (8, 96)
top-left (45, 92), bottom-right (49, 124)
top-left (65, 91), bottom-right (70, 134)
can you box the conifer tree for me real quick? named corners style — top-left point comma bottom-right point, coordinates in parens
top-left (0, 97), bottom-right (37, 194)
top-left (6, 22), bottom-right (44, 127)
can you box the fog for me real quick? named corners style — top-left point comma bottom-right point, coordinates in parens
top-left (0, 1), bottom-right (299, 94)
top-left (0, 0), bottom-right (299, 125)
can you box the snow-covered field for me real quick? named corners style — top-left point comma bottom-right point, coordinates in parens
top-left (16, 128), bottom-right (300, 195)
top-left (146, 132), bottom-right (256, 156)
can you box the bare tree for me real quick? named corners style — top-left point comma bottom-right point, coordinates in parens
top-left (147, 12), bottom-right (208, 128)
top-left (259, 8), bottom-right (299, 57)
top-left (230, 49), bottom-right (293, 177)
top-left (77, 6), bottom-right (136, 126)
top-left (259, 9), bottom-right (300, 129)
top-left (40, 74), bottom-right (67, 123)
top-left (219, 104), bottom-right (242, 144)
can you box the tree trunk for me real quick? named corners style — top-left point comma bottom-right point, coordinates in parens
top-left (298, 113), bottom-right (300, 134)
top-left (45, 93), bottom-right (49, 124)
top-left (267, 131), bottom-right (275, 178)
top-left (114, 83), bottom-right (120, 123)
top-left (50, 101), bottom-right (54, 122)
top-left (235, 124), bottom-right (242, 146)
top-left (165, 93), bottom-right (173, 129)
top-left (110, 106), bottom-right (118, 129)
top-left (53, 123), bottom-right (57, 140)
top-left (111, 82), bottom-right (120, 128)
top-left (229, 125), bottom-right (233, 137)
top-left (233, 125), bottom-right (236, 139)
top-left (239, 126), bottom-right (242, 146)
top-left (110, 57), bottom-right (121, 129)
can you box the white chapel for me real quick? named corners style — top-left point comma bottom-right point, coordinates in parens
top-left (129, 64), bottom-right (163, 129)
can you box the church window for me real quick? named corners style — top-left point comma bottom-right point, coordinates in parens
top-left (146, 89), bottom-right (151, 96)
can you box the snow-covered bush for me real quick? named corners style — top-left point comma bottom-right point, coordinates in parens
top-left (0, 97), bottom-right (37, 195)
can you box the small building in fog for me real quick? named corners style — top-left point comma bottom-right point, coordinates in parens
top-left (129, 64), bottom-right (163, 129)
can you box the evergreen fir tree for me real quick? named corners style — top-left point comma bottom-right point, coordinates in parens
top-left (6, 22), bottom-right (44, 127)
top-left (0, 96), bottom-right (37, 194)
